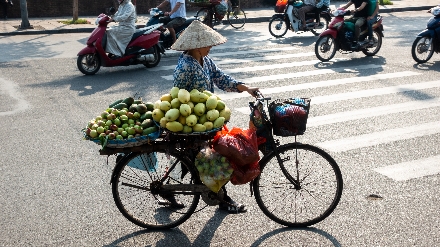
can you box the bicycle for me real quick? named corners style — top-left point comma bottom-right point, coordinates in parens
top-left (100, 93), bottom-right (343, 229)
top-left (194, 0), bottom-right (247, 29)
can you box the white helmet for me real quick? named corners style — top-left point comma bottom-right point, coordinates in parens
top-left (432, 7), bottom-right (440, 16)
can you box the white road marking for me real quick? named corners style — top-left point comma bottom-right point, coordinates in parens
top-left (0, 78), bottom-right (30, 116)
top-left (307, 97), bottom-right (440, 127)
top-left (159, 52), bottom-right (319, 75)
top-left (315, 121), bottom-right (440, 152)
top-left (233, 72), bottom-right (423, 112)
top-left (374, 155), bottom-right (440, 181)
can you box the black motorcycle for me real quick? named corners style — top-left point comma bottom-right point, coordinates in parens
top-left (146, 8), bottom-right (199, 51)
top-left (411, 7), bottom-right (440, 63)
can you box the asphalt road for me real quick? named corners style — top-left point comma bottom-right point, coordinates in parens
top-left (0, 10), bottom-right (439, 247)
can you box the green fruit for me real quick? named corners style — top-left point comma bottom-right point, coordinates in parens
top-left (194, 103), bottom-right (206, 117)
top-left (190, 91), bottom-right (209, 103)
top-left (198, 114), bottom-right (207, 124)
top-left (203, 90), bottom-right (213, 97)
top-left (109, 99), bottom-right (123, 108)
top-left (152, 109), bottom-right (165, 122)
top-left (170, 86), bottom-right (180, 99)
top-left (160, 94), bottom-right (172, 102)
top-left (121, 97), bottom-right (134, 106)
top-left (213, 117), bottom-right (225, 129)
top-left (179, 104), bottom-right (191, 117)
top-left (203, 121), bottom-right (213, 131)
top-left (136, 104), bottom-right (148, 114)
top-left (141, 119), bottom-right (154, 128)
top-left (178, 115), bottom-right (186, 125)
top-left (166, 121), bottom-right (184, 132)
top-left (171, 98), bottom-right (181, 109)
top-left (192, 124), bottom-right (206, 132)
top-left (178, 89), bottom-right (190, 103)
top-left (182, 125), bottom-right (193, 133)
top-left (159, 117), bottom-right (168, 128)
top-left (216, 100), bottom-right (226, 111)
top-left (143, 126), bottom-right (158, 135)
top-left (145, 102), bottom-right (155, 111)
top-left (186, 114), bottom-right (198, 127)
top-left (129, 104), bottom-right (138, 113)
top-left (205, 95), bottom-right (218, 110)
top-left (159, 101), bottom-right (171, 112)
top-left (219, 107), bottom-right (231, 121)
top-left (165, 108), bottom-right (180, 122)
top-left (113, 102), bottom-right (128, 110)
top-left (206, 109), bottom-right (219, 121)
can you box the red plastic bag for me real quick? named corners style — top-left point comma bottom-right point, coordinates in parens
top-left (213, 126), bottom-right (260, 166)
top-left (229, 160), bottom-right (260, 185)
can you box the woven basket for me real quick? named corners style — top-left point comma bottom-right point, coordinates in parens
top-left (268, 98), bottom-right (311, 136)
top-left (83, 129), bottom-right (161, 148)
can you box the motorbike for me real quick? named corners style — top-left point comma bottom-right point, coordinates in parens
top-left (315, 8), bottom-right (384, 62)
top-left (146, 8), bottom-right (199, 50)
top-left (269, 0), bottom-right (332, 38)
top-left (411, 6), bottom-right (440, 64)
top-left (77, 10), bottom-right (163, 75)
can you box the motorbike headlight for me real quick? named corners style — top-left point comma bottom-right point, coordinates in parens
top-left (95, 17), bottom-right (101, 25)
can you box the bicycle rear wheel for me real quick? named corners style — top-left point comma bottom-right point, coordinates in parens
top-left (253, 143), bottom-right (343, 227)
top-left (112, 151), bottom-right (200, 229)
top-left (227, 7), bottom-right (246, 29)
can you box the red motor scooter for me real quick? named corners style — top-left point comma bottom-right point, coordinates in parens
top-left (77, 13), bottom-right (163, 75)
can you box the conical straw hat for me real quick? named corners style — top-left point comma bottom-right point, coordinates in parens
top-left (171, 20), bottom-right (227, 51)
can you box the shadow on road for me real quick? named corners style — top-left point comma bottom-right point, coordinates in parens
top-left (250, 227), bottom-right (342, 247)
top-left (103, 209), bottom-right (228, 247)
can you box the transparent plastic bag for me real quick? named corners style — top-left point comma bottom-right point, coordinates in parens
top-left (195, 146), bottom-right (233, 192)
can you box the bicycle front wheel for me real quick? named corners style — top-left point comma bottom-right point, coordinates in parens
top-left (112, 151), bottom-right (200, 229)
top-left (227, 7), bottom-right (246, 29)
top-left (253, 143), bottom-right (343, 227)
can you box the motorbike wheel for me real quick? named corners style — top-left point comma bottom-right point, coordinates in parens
top-left (311, 16), bottom-right (330, 36)
top-left (362, 30), bottom-right (382, 56)
top-left (143, 45), bottom-right (161, 68)
top-left (269, 16), bottom-right (288, 38)
top-left (315, 35), bottom-right (337, 62)
top-left (411, 36), bottom-right (434, 64)
top-left (77, 54), bottom-right (101, 75)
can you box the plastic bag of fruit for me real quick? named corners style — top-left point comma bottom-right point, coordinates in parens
top-left (195, 146), bottom-right (233, 193)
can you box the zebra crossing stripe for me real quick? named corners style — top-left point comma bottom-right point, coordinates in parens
top-left (230, 71), bottom-right (422, 104)
top-left (307, 97), bottom-right (440, 127)
top-left (373, 155), bottom-right (440, 181)
top-left (159, 52), bottom-right (319, 76)
top-left (315, 121), bottom-right (440, 153)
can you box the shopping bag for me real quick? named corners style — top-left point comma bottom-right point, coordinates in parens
top-left (213, 126), bottom-right (260, 166)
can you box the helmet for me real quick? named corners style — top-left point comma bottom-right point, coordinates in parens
top-left (432, 7), bottom-right (440, 16)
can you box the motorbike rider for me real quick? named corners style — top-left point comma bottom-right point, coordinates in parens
top-left (168, 20), bottom-right (260, 213)
top-left (106, 0), bottom-right (136, 59)
top-left (298, 0), bottom-right (318, 30)
top-left (366, 0), bottom-right (379, 46)
top-left (341, 0), bottom-right (370, 48)
top-left (153, 0), bottom-right (186, 44)
top-left (315, 0), bottom-right (330, 27)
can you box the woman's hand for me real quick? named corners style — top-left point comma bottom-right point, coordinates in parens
top-left (238, 84), bottom-right (260, 97)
